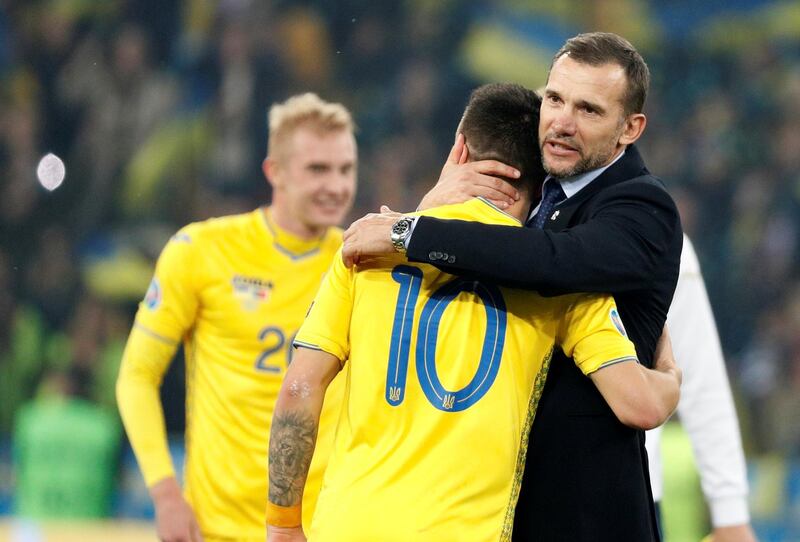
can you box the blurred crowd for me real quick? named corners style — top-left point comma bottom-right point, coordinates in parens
top-left (1, 0), bottom-right (799, 482)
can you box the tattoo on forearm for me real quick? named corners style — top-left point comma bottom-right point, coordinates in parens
top-left (269, 409), bottom-right (317, 506)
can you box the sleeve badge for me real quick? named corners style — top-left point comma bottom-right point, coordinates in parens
top-left (610, 308), bottom-right (628, 337)
top-left (144, 278), bottom-right (162, 310)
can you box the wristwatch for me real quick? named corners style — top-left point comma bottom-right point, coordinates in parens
top-left (390, 216), bottom-right (415, 253)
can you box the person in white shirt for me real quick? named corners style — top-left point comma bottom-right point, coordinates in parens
top-left (648, 235), bottom-right (757, 542)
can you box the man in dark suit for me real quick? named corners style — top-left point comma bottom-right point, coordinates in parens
top-left (341, 32), bottom-right (682, 541)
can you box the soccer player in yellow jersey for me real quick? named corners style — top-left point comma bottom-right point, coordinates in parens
top-left (116, 93), bottom-right (357, 542)
top-left (265, 84), bottom-right (681, 542)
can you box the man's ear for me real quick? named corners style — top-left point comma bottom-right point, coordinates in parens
top-left (263, 157), bottom-right (281, 190)
top-left (619, 113), bottom-right (646, 146)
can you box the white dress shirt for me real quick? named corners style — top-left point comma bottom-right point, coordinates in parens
top-left (647, 235), bottom-right (751, 527)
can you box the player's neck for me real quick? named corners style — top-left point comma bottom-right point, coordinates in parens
top-left (505, 195), bottom-right (533, 224)
top-left (266, 205), bottom-right (326, 240)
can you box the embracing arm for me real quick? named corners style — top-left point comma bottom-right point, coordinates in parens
top-left (416, 133), bottom-right (521, 211)
top-left (589, 327), bottom-right (682, 430)
top-left (267, 347), bottom-right (341, 542)
top-left (408, 180), bottom-right (680, 293)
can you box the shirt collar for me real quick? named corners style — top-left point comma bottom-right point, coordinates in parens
top-left (260, 207), bottom-right (327, 260)
top-left (528, 148), bottom-right (626, 221)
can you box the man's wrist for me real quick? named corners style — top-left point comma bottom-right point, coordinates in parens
top-left (390, 216), bottom-right (416, 253)
top-left (266, 501), bottom-right (302, 528)
top-left (149, 476), bottom-right (182, 504)
top-left (404, 217), bottom-right (419, 250)
top-left (708, 496), bottom-right (750, 528)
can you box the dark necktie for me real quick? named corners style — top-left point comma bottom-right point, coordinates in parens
top-left (530, 180), bottom-right (567, 229)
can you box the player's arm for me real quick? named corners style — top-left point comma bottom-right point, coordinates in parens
top-left (589, 326), bottom-right (681, 430)
top-left (116, 328), bottom-right (203, 542)
top-left (116, 229), bottom-right (203, 542)
top-left (267, 347), bottom-right (341, 542)
top-left (268, 247), bottom-right (354, 541)
top-left (666, 238), bottom-right (753, 537)
top-left (561, 296), bottom-right (681, 430)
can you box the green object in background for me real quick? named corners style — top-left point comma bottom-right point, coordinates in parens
top-left (0, 304), bottom-right (68, 434)
top-left (748, 453), bottom-right (787, 519)
top-left (660, 422), bottom-right (709, 541)
top-left (13, 397), bottom-right (120, 519)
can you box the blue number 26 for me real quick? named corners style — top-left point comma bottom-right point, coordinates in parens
top-left (385, 265), bottom-right (507, 412)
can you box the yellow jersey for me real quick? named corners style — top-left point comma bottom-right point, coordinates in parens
top-left (117, 208), bottom-right (343, 540)
top-left (295, 198), bottom-right (638, 542)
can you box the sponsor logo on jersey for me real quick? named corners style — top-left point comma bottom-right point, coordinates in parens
top-left (144, 278), bottom-right (161, 310)
top-left (610, 308), bottom-right (627, 337)
top-left (232, 275), bottom-right (273, 310)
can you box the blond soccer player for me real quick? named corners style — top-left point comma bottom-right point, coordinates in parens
top-left (116, 93), bottom-right (357, 542)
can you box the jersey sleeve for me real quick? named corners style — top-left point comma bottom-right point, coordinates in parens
top-left (116, 227), bottom-right (203, 487)
top-left (557, 294), bottom-right (638, 375)
top-left (134, 228), bottom-right (203, 342)
top-left (116, 328), bottom-right (179, 486)
top-left (294, 249), bottom-right (354, 363)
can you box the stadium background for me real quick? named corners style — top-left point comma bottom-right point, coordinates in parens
top-left (1, 0), bottom-right (799, 540)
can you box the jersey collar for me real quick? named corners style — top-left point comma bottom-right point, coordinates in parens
top-left (260, 207), bottom-right (327, 260)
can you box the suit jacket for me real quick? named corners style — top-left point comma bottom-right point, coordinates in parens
top-left (407, 145), bottom-right (683, 541)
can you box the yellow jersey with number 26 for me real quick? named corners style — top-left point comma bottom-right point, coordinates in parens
top-left (117, 208), bottom-right (343, 541)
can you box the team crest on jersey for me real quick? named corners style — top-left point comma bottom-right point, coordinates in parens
top-left (232, 275), bottom-right (273, 310)
top-left (610, 308), bottom-right (627, 337)
top-left (144, 278), bottom-right (161, 310)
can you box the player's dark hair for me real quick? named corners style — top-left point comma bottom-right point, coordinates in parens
top-left (459, 83), bottom-right (544, 197)
top-left (552, 32), bottom-right (650, 115)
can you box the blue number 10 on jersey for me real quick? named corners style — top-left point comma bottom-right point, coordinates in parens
top-left (385, 265), bottom-right (507, 412)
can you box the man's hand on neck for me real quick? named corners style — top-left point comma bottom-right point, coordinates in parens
top-left (417, 133), bottom-right (521, 212)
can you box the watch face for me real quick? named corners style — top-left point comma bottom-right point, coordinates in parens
top-left (393, 219), bottom-right (410, 235)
